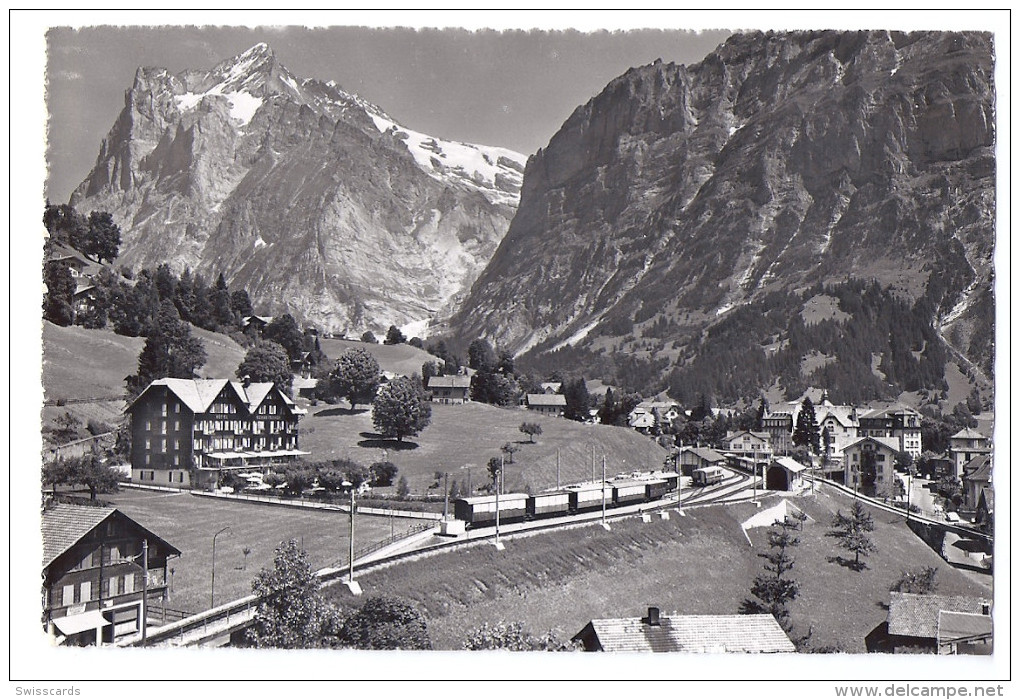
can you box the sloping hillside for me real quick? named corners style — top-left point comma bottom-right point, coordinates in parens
top-left (319, 338), bottom-right (440, 378)
top-left (41, 321), bottom-right (245, 426)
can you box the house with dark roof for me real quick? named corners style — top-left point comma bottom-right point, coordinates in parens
top-left (427, 374), bottom-right (472, 404)
top-left (858, 405), bottom-right (923, 457)
top-left (125, 378), bottom-right (308, 489)
top-left (765, 456), bottom-right (808, 491)
top-left (961, 454), bottom-right (991, 510)
top-left (866, 592), bottom-right (992, 654)
top-left (761, 412), bottom-right (794, 455)
top-left (526, 393), bottom-right (566, 416)
top-left (42, 502), bottom-right (180, 646)
top-left (573, 607), bottom-right (795, 653)
top-left (723, 431), bottom-right (773, 465)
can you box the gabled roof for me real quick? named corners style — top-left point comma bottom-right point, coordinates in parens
top-left (977, 487), bottom-right (994, 513)
top-left (951, 428), bottom-right (989, 440)
top-left (843, 435), bottom-right (901, 453)
top-left (937, 611), bottom-right (993, 646)
top-left (816, 405), bottom-right (859, 427)
top-left (41, 503), bottom-right (181, 571)
top-left (772, 456), bottom-right (807, 473)
top-left (680, 446), bottom-right (727, 463)
top-left (574, 613), bottom-right (794, 653)
top-left (962, 455), bottom-right (992, 483)
top-left (127, 378), bottom-right (301, 416)
top-left (527, 393), bottom-right (566, 406)
top-left (428, 375), bottom-right (472, 389)
top-left (47, 243), bottom-right (93, 266)
top-left (887, 592), bottom-right (991, 640)
top-left (726, 431), bottom-right (770, 442)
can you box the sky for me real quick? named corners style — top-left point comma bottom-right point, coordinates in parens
top-left (44, 22), bottom-right (730, 203)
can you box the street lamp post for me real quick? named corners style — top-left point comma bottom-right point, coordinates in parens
top-left (493, 459), bottom-right (504, 550)
top-left (601, 455), bottom-right (611, 531)
top-left (211, 526), bottom-right (230, 609)
top-left (342, 480), bottom-right (362, 594)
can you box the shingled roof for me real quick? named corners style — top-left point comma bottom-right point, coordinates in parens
top-left (41, 503), bottom-right (181, 571)
top-left (887, 592), bottom-right (991, 640)
top-left (573, 612), bottom-right (795, 653)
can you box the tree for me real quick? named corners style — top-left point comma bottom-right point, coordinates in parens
top-left (372, 375), bottom-right (432, 442)
top-left (891, 566), bottom-right (939, 594)
top-left (463, 621), bottom-right (578, 651)
top-left (264, 314), bottom-right (304, 362)
top-left (43, 261), bottom-right (76, 326)
top-left (42, 459), bottom-right (72, 496)
top-left (370, 461), bottom-right (399, 487)
top-left (829, 500), bottom-right (877, 570)
top-left (792, 397), bottom-right (820, 453)
top-left (408, 337), bottom-right (424, 349)
top-left (330, 348), bottom-right (382, 410)
top-left (501, 442), bottom-right (519, 464)
top-left (468, 338), bottom-right (498, 372)
top-left (230, 289), bottom-right (254, 319)
top-left (55, 451), bottom-right (122, 500)
top-left (740, 515), bottom-right (803, 628)
top-left (754, 396), bottom-right (769, 431)
top-left (690, 393), bottom-right (712, 422)
top-left (470, 370), bottom-right (519, 406)
top-left (361, 331), bottom-right (378, 344)
top-left (125, 301), bottom-right (207, 395)
top-left (598, 388), bottom-right (618, 426)
top-left (247, 540), bottom-right (341, 648)
top-left (85, 211), bottom-right (121, 263)
top-left (563, 377), bottom-right (590, 422)
top-left (487, 456), bottom-right (503, 487)
top-left (48, 411), bottom-right (87, 445)
top-left (210, 272), bottom-right (234, 328)
top-left (237, 341), bottom-right (293, 395)
top-left (396, 475), bottom-right (410, 499)
top-left (519, 422), bottom-right (543, 443)
top-left (894, 450), bottom-right (915, 474)
top-left (336, 596), bottom-right (431, 650)
top-left (384, 325), bottom-right (406, 345)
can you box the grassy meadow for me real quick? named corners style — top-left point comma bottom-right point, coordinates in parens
top-left (102, 487), bottom-right (429, 614)
top-left (319, 338), bottom-right (439, 378)
top-left (297, 400), bottom-right (670, 496)
top-left (328, 486), bottom-right (992, 651)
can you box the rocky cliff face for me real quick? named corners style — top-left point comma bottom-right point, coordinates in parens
top-left (70, 43), bottom-right (525, 335)
top-left (444, 31), bottom-right (995, 385)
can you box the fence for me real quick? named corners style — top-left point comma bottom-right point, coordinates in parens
top-left (192, 489), bottom-right (444, 520)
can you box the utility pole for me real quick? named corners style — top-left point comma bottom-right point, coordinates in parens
top-left (556, 449), bottom-right (560, 490)
top-left (494, 458), bottom-right (504, 550)
top-left (601, 455), bottom-right (610, 530)
top-left (443, 471), bottom-right (449, 519)
top-left (141, 539), bottom-right (148, 644)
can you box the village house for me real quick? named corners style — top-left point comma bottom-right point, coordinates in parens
top-left (72, 280), bottom-right (98, 318)
top-left (125, 378), bottom-right (307, 489)
top-left (961, 454), bottom-right (991, 510)
top-left (572, 607), bottom-right (795, 653)
top-left (761, 411), bottom-right (794, 455)
top-left (843, 436), bottom-right (901, 497)
top-left (539, 382), bottom-right (562, 394)
top-left (858, 405), bottom-right (923, 457)
top-left (47, 242), bottom-right (98, 278)
top-left (526, 393), bottom-right (566, 416)
top-left (949, 428), bottom-right (992, 479)
top-left (814, 400), bottom-right (860, 460)
top-left (628, 401), bottom-right (682, 434)
top-left (723, 430), bottom-right (773, 465)
top-left (42, 502), bottom-right (181, 646)
top-left (427, 374), bottom-right (472, 404)
top-left (241, 315), bottom-right (273, 339)
top-left (867, 592), bottom-right (992, 655)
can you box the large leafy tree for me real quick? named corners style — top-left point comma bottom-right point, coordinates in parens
top-left (829, 499), bottom-right (877, 570)
top-left (330, 347), bottom-right (382, 409)
top-left (43, 261), bottom-right (76, 326)
top-left (237, 341), bottom-right (293, 395)
top-left (336, 596), bottom-right (431, 650)
top-left (247, 540), bottom-right (341, 648)
top-left (563, 377), bottom-right (590, 422)
top-left (85, 211), bottom-right (121, 263)
top-left (44, 451), bottom-right (122, 500)
top-left (740, 514), bottom-right (804, 628)
top-left (265, 314), bottom-right (305, 362)
top-left (372, 375), bottom-right (432, 442)
top-left (384, 325), bottom-right (406, 345)
top-left (126, 301), bottom-right (207, 395)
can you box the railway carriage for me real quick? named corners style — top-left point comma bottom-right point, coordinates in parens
top-left (566, 483), bottom-right (612, 513)
top-left (692, 466), bottom-right (726, 486)
top-left (611, 480), bottom-right (648, 507)
top-left (453, 493), bottom-right (528, 527)
top-left (526, 491), bottom-right (571, 519)
top-left (644, 478), bottom-right (671, 501)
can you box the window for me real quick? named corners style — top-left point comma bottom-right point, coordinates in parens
top-left (174, 420), bottom-right (180, 431)
top-left (145, 420), bottom-right (151, 431)
top-left (62, 584), bottom-right (75, 607)
top-left (145, 438), bottom-right (151, 450)
top-left (116, 575), bottom-right (125, 595)
top-left (161, 403), bottom-right (167, 417)
top-left (145, 455), bottom-right (150, 465)
top-left (80, 580), bottom-right (92, 602)
top-left (124, 574), bottom-right (135, 594)
top-left (175, 402), bottom-right (180, 414)
top-left (161, 420), bottom-right (167, 434)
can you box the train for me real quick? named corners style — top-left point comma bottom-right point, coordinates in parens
top-left (692, 465), bottom-right (726, 487)
top-left (452, 471), bottom-right (680, 529)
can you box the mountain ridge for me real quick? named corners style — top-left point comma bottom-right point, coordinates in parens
top-left (69, 43), bottom-right (527, 336)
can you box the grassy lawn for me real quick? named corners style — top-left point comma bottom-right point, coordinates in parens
top-left (41, 322), bottom-right (246, 427)
top-left (101, 488), bottom-right (430, 614)
top-left (327, 486), bottom-right (992, 651)
top-left (297, 400), bottom-right (669, 495)
top-left (319, 338), bottom-right (439, 378)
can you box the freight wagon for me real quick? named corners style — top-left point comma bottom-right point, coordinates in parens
top-left (644, 478), bottom-right (672, 501)
top-left (566, 483), bottom-right (613, 513)
top-left (611, 480), bottom-right (649, 507)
